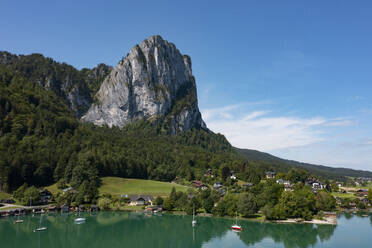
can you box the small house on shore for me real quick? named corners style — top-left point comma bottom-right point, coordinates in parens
top-left (39, 189), bottom-right (52, 204)
top-left (129, 195), bottom-right (153, 206)
top-left (61, 205), bottom-right (69, 213)
top-left (145, 205), bottom-right (162, 213)
top-left (79, 205), bottom-right (85, 211)
top-left (48, 205), bottom-right (57, 212)
top-left (0, 199), bottom-right (15, 204)
top-left (90, 205), bottom-right (99, 212)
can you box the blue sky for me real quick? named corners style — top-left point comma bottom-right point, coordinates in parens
top-left (1, 1), bottom-right (372, 170)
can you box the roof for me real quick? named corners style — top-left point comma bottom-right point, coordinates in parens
top-left (266, 171), bottom-right (276, 175)
top-left (357, 189), bottom-right (368, 192)
top-left (62, 187), bottom-right (73, 192)
top-left (129, 195), bottom-right (153, 201)
top-left (213, 182), bottom-right (223, 187)
top-left (39, 189), bottom-right (51, 194)
top-left (192, 180), bottom-right (207, 188)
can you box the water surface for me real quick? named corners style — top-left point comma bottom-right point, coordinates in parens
top-left (0, 212), bottom-right (371, 248)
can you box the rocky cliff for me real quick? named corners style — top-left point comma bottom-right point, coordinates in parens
top-left (82, 35), bottom-right (207, 134)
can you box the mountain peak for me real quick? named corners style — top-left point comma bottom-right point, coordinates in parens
top-left (81, 36), bottom-right (206, 133)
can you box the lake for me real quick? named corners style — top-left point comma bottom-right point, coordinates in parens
top-left (0, 211), bottom-right (371, 248)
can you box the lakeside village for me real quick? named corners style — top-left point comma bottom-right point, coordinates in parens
top-left (1, 168), bottom-right (372, 225)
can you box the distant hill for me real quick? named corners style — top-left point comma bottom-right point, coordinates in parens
top-left (235, 148), bottom-right (372, 181)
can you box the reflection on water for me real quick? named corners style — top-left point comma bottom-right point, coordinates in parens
top-left (0, 212), bottom-right (371, 248)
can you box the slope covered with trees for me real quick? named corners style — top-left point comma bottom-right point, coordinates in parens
top-left (0, 64), bottom-right (254, 195)
top-left (236, 148), bottom-right (372, 181)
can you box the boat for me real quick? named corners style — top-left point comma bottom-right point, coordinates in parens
top-left (34, 227), bottom-right (47, 232)
top-left (74, 217), bottom-right (86, 224)
top-left (14, 216), bottom-right (24, 224)
top-left (33, 215), bottom-right (47, 232)
top-left (192, 205), bottom-right (197, 227)
top-left (74, 209), bottom-right (86, 223)
top-left (14, 213), bottom-right (24, 224)
top-left (231, 212), bottom-right (242, 232)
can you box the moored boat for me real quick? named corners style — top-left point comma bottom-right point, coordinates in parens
top-left (192, 205), bottom-right (197, 227)
top-left (34, 227), bottom-right (47, 232)
top-left (232, 212), bottom-right (242, 231)
top-left (74, 217), bottom-right (86, 223)
top-left (33, 214), bottom-right (47, 232)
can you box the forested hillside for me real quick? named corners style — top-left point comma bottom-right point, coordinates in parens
top-left (236, 148), bottom-right (372, 181)
top-left (0, 51), bottom-right (111, 117)
top-left (0, 65), bottom-right (254, 192)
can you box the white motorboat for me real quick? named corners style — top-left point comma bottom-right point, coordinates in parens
top-left (74, 217), bottom-right (86, 223)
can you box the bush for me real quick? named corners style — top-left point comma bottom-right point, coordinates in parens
top-left (162, 198), bottom-right (174, 211)
top-left (98, 197), bottom-right (112, 210)
top-left (154, 196), bottom-right (164, 206)
top-left (237, 193), bottom-right (258, 217)
top-left (203, 196), bottom-right (214, 213)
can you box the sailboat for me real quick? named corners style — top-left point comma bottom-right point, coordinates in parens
top-left (231, 212), bottom-right (242, 231)
top-left (192, 205), bottom-right (197, 226)
top-left (74, 208), bottom-right (86, 224)
top-left (14, 213), bottom-right (24, 224)
top-left (34, 215), bottom-right (47, 232)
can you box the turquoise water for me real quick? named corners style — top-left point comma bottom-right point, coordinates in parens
top-left (0, 212), bottom-right (371, 248)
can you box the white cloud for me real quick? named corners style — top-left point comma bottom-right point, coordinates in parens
top-left (324, 119), bottom-right (355, 127)
top-left (201, 105), bottom-right (352, 152)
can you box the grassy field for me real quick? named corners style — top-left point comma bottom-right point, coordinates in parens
top-left (99, 177), bottom-right (190, 197)
top-left (237, 180), bottom-right (248, 187)
top-left (0, 191), bottom-right (12, 200)
top-left (331, 192), bottom-right (357, 199)
top-left (45, 183), bottom-right (60, 195)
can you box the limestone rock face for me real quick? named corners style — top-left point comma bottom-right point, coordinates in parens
top-left (82, 35), bottom-right (206, 134)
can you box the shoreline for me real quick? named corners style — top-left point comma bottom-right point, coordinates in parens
top-left (2, 205), bottom-right (371, 225)
top-left (275, 217), bottom-right (337, 225)
top-left (164, 210), bottom-right (339, 225)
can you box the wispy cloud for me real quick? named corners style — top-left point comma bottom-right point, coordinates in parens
top-left (324, 118), bottom-right (355, 127)
top-left (202, 104), bottom-right (353, 151)
top-left (359, 108), bottom-right (372, 115)
top-left (347, 95), bottom-right (364, 102)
